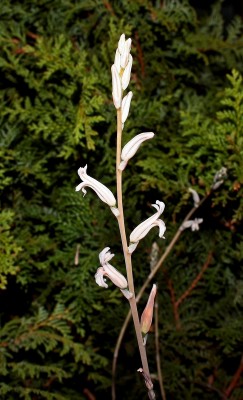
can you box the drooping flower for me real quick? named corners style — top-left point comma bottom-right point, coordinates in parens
top-left (121, 91), bottom-right (133, 124)
top-left (180, 218), bottom-right (203, 231)
top-left (95, 248), bottom-right (132, 299)
top-left (119, 132), bottom-right (154, 171)
top-left (188, 188), bottom-right (200, 208)
top-left (75, 165), bottom-right (119, 217)
top-left (140, 284), bottom-right (157, 335)
top-left (128, 201), bottom-right (166, 253)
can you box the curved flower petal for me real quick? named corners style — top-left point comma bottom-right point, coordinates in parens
top-left (76, 166), bottom-right (119, 215)
top-left (95, 267), bottom-right (108, 288)
top-left (119, 132), bottom-right (154, 171)
top-left (129, 201), bottom-right (166, 253)
top-left (99, 247), bottom-right (114, 265)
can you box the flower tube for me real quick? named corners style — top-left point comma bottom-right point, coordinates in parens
top-left (95, 248), bottom-right (132, 299)
top-left (111, 64), bottom-right (122, 109)
top-left (121, 91), bottom-right (133, 124)
top-left (122, 54), bottom-right (133, 90)
top-left (128, 201), bottom-right (166, 253)
top-left (75, 165), bottom-right (119, 216)
top-left (119, 132), bottom-right (154, 171)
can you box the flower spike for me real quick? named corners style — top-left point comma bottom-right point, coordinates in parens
top-left (119, 132), bottom-right (154, 171)
top-left (76, 165), bottom-right (119, 216)
top-left (128, 201), bottom-right (166, 253)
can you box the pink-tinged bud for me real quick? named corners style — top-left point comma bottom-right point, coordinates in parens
top-left (122, 54), bottom-right (133, 90)
top-left (121, 91), bottom-right (133, 123)
top-left (140, 284), bottom-right (157, 335)
top-left (111, 64), bottom-right (122, 109)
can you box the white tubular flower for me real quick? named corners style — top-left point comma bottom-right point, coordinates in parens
top-left (118, 33), bottom-right (126, 54)
top-left (180, 218), bottom-right (203, 232)
top-left (95, 248), bottom-right (133, 299)
top-left (121, 38), bottom-right (132, 68)
top-left (188, 188), bottom-right (200, 207)
top-left (122, 54), bottom-right (133, 90)
top-left (128, 201), bottom-right (166, 253)
top-left (111, 64), bottom-right (122, 109)
top-left (76, 165), bottom-right (119, 216)
top-left (119, 132), bottom-right (154, 171)
top-left (121, 91), bottom-right (133, 124)
top-left (114, 49), bottom-right (121, 73)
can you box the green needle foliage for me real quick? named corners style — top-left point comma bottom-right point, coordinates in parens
top-left (0, 0), bottom-right (242, 399)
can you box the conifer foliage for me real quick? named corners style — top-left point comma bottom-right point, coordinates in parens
top-left (0, 0), bottom-right (242, 399)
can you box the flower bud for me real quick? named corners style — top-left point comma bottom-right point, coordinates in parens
top-left (121, 91), bottom-right (133, 123)
top-left (111, 64), bottom-right (122, 109)
top-left (122, 54), bottom-right (133, 90)
top-left (140, 284), bottom-right (157, 335)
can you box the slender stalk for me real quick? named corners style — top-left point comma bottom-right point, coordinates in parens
top-left (112, 193), bottom-right (210, 397)
top-left (114, 108), bottom-right (155, 400)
